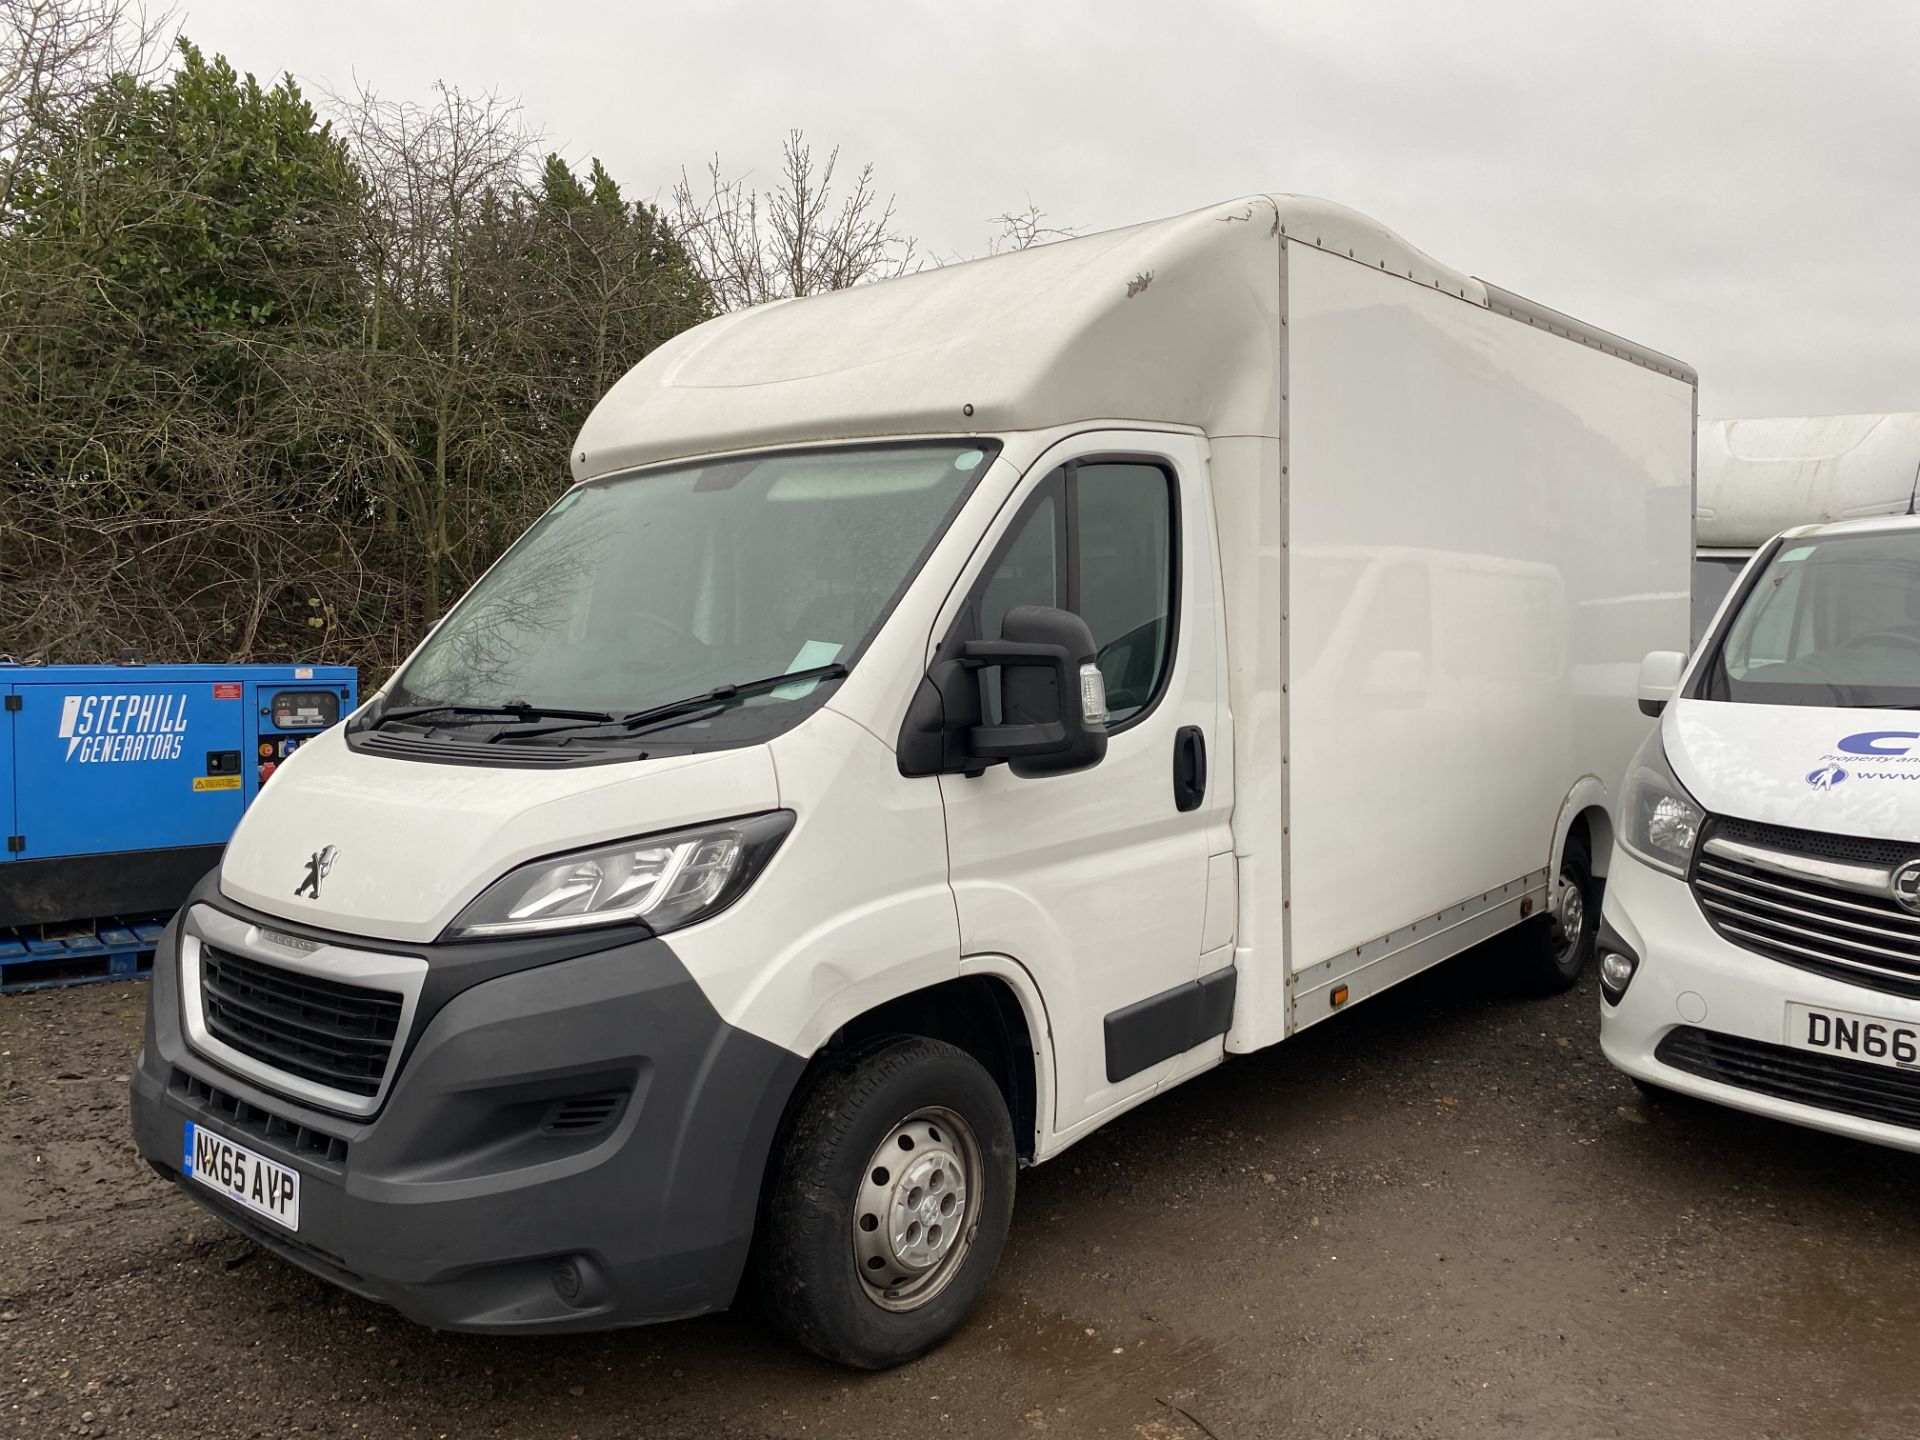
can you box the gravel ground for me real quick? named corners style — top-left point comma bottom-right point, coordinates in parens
top-left (6, 942), bottom-right (1920, 1440)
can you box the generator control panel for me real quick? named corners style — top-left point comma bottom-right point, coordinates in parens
top-left (257, 683), bottom-right (352, 786)
top-left (269, 689), bottom-right (341, 731)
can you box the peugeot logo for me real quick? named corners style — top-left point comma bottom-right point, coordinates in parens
top-left (1893, 859), bottom-right (1920, 918)
top-left (294, 845), bottom-right (337, 900)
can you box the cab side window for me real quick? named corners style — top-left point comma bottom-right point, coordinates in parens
top-left (973, 461), bottom-right (1177, 729)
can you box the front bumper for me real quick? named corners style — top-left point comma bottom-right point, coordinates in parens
top-left (130, 895), bottom-right (805, 1333)
top-left (1598, 848), bottom-right (1920, 1154)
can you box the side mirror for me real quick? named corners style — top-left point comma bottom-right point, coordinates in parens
top-left (963, 605), bottom-right (1109, 777)
top-left (1362, 648), bottom-right (1427, 704)
top-left (1638, 650), bottom-right (1686, 718)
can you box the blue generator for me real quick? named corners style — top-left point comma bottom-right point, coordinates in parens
top-left (1, 662), bottom-right (358, 936)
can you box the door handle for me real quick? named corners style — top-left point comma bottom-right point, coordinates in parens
top-left (1173, 726), bottom-right (1207, 812)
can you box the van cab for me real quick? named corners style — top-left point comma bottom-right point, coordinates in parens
top-left (1601, 515), bottom-right (1920, 1147)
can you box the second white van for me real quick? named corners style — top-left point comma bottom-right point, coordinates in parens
top-left (1603, 516), bottom-right (1920, 1150)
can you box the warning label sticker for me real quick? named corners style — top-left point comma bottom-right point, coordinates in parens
top-left (192, 775), bottom-right (241, 792)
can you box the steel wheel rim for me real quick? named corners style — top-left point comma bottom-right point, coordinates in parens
top-left (851, 1106), bottom-right (981, 1313)
top-left (1552, 870), bottom-right (1587, 963)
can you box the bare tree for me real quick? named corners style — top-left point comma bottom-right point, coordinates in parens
top-left (670, 129), bottom-right (917, 311)
top-left (329, 80), bottom-right (538, 616)
top-left (0, 0), bottom-right (172, 212)
top-left (984, 200), bottom-right (1076, 255)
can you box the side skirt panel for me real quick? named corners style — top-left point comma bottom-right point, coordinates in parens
top-left (1103, 964), bottom-right (1238, 1083)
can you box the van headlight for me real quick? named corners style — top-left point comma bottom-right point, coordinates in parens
top-left (1619, 730), bottom-right (1704, 878)
top-left (445, 811), bottom-right (794, 940)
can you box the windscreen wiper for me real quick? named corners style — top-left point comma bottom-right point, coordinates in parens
top-left (373, 701), bottom-right (616, 729)
top-left (482, 666), bottom-right (852, 744)
top-left (617, 663), bottom-right (849, 732)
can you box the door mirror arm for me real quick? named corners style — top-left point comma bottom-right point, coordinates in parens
top-left (958, 638), bottom-right (1074, 759)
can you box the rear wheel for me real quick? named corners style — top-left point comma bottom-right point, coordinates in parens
top-left (1516, 832), bottom-right (1597, 994)
top-left (759, 1035), bottom-right (1016, 1369)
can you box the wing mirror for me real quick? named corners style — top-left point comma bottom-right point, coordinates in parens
top-left (1638, 650), bottom-right (1686, 718)
top-left (896, 605), bottom-right (1110, 779)
top-left (963, 605), bottom-right (1110, 777)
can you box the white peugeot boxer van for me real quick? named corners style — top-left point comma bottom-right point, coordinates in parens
top-left (131, 194), bottom-right (1694, 1367)
top-left (1602, 515), bottom-right (1920, 1150)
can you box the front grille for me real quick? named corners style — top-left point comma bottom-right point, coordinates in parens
top-left (1657, 1026), bottom-right (1920, 1130)
top-left (199, 945), bottom-right (403, 1099)
top-left (169, 1068), bottom-right (350, 1165)
top-left (1689, 817), bottom-right (1920, 999)
top-left (1707, 816), bottom-right (1916, 869)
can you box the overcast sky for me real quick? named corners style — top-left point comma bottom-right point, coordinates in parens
top-left (177, 0), bottom-right (1919, 421)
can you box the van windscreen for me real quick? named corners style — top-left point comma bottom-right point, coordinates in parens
top-left (1697, 529), bottom-right (1920, 709)
top-left (384, 441), bottom-right (998, 739)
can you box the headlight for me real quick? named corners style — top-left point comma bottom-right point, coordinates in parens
top-left (445, 811), bottom-right (794, 940)
top-left (1619, 729), bottom-right (1704, 878)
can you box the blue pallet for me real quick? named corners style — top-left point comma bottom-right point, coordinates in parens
top-left (0, 916), bottom-right (167, 993)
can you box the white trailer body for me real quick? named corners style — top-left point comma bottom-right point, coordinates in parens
top-left (1255, 240), bottom-right (1694, 1039)
top-left (131, 195), bottom-right (1696, 1366)
top-left (1693, 413), bottom-right (1920, 638)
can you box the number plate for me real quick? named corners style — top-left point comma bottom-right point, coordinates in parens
top-left (182, 1122), bottom-right (300, 1231)
top-left (1786, 1003), bottom-right (1920, 1073)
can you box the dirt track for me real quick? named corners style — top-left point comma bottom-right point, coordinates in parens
top-left (7, 943), bottom-right (1920, 1439)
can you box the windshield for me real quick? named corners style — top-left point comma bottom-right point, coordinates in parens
top-left (1691, 555), bottom-right (1747, 643)
top-left (384, 441), bottom-right (998, 737)
top-left (1697, 529), bottom-right (1920, 708)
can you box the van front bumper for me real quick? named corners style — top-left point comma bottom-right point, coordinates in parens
top-left (1598, 848), bottom-right (1920, 1155)
top-left (129, 899), bottom-right (805, 1333)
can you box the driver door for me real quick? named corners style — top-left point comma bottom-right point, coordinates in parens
top-left (936, 432), bottom-right (1232, 1137)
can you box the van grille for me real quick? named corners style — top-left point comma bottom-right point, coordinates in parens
top-left (1657, 1026), bottom-right (1920, 1130)
top-left (199, 945), bottom-right (403, 1098)
top-left (1689, 817), bottom-right (1920, 999)
top-left (169, 1068), bottom-right (350, 1165)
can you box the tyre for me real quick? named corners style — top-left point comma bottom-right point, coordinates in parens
top-left (1516, 832), bottom-right (1598, 994)
top-left (758, 1035), bottom-right (1017, 1369)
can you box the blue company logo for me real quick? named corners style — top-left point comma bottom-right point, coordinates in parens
top-left (1807, 763), bottom-right (1849, 791)
top-left (1838, 731), bottom-right (1920, 756)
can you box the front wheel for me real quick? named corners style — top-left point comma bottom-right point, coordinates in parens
top-left (758, 1036), bottom-right (1016, 1369)
top-left (1515, 833), bottom-right (1598, 994)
